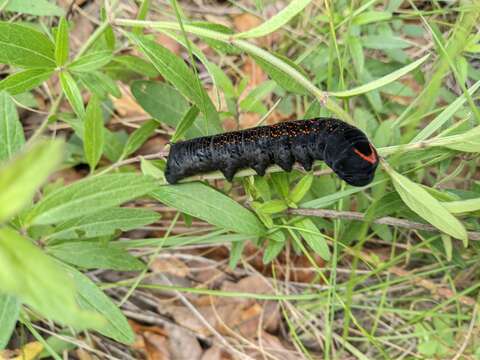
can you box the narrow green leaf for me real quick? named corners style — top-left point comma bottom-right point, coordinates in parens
top-left (330, 54), bottom-right (429, 97)
top-left (83, 96), bottom-right (105, 171)
top-left (55, 18), bottom-right (69, 66)
top-left (59, 71), bottom-right (85, 118)
top-left (46, 207), bottom-right (160, 240)
top-left (129, 34), bottom-right (221, 132)
top-left (289, 173), bottom-right (314, 204)
top-left (0, 140), bottom-right (63, 223)
top-left (441, 234), bottom-right (453, 261)
top-left (123, 120), bottom-right (158, 156)
top-left (348, 37), bottom-right (364, 75)
top-left (234, 0), bottom-right (313, 39)
top-left (171, 106), bottom-right (200, 143)
top-left (0, 91), bottom-right (25, 161)
top-left (411, 79), bottom-right (480, 142)
top-left (0, 228), bottom-right (103, 328)
top-left (131, 80), bottom-right (218, 137)
top-left (151, 182), bottom-right (266, 236)
top-left (442, 198), bottom-right (480, 214)
top-left (0, 69), bottom-right (53, 95)
top-left (352, 11), bottom-right (392, 25)
top-left (64, 266), bottom-right (135, 344)
top-left (131, 80), bottom-right (187, 125)
top-left (111, 55), bottom-right (158, 77)
top-left (229, 240), bottom-right (246, 269)
top-left (262, 239), bottom-right (285, 264)
top-left (133, 0), bottom-right (150, 35)
top-left (4, 0), bottom-right (64, 16)
top-left (295, 218), bottom-right (330, 260)
top-left (386, 166), bottom-right (467, 242)
top-left (141, 158), bottom-right (165, 180)
top-left (0, 293), bottom-right (20, 349)
top-left (258, 200), bottom-right (288, 214)
top-left (48, 242), bottom-right (145, 271)
top-left (362, 35), bottom-right (411, 50)
top-left (253, 53), bottom-right (308, 94)
top-left (239, 81), bottom-right (277, 113)
top-left (69, 51), bottom-right (113, 72)
top-left (27, 174), bottom-right (157, 225)
top-left (0, 22), bottom-right (55, 68)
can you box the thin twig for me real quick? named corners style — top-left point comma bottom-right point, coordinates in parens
top-left (287, 208), bottom-right (480, 241)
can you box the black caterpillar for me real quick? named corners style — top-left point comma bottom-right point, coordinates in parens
top-left (165, 118), bottom-right (379, 186)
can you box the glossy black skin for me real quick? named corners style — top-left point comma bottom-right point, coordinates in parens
top-left (165, 118), bottom-right (379, 186)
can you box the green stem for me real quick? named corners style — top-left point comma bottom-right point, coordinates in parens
top-left (26, 95), bottom-right (63, 145)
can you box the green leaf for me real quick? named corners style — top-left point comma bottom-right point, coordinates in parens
top-left (257, 200), bottom-right (288, 214)
top-left (151, 182), bottom-right (266, 236)
top-left (352, 11), bottom-right (392, 25)
top-left (253, 54), bottom-right (307, 94)
top-left (0, 228), bottom-right (103, 328)
top-left (289, 173), bottom-right (314, 204)
top-left (141, 158), bottom-right (165, 180)
top-left (83, 96), bottom-right (105, 171)
top-left (330, 55), bottom-right (429, 97)
top-left (3, 0), bottom-right (64, 16)
top-left (123, 120), bottom-right (158, 157)
top-left (0, 293), bottom-right (20, 349)
top-left (46, 207), bottom-right (160, 240)
top-left (48, 242), bottom-right (145, 271)
top-left (131, 80), bottom-right (186, 125)
top-left (129, 34), bottom-right (221, 132)
top-left (0, 140), bottom-right (63, 223)
top-left (69, 51), bottom-right (113, 72)
top-left (441, 234), bottom-right (452, 261)
top-left (111, 55), bottom-right (158, 77)
top-left (348, 36), bottom-right (364, 75)
top-left (229, 240), bottom-right (246, 269)
top-left (0, 91), bottom-right (25, 161)
top-left (262, 239), bottom-right (285, 264)
top-left (27, 174), bottom-right (157, 225)
top-left (133, 0), bottom-right (150, 35)
top-left (362, 35), bottom-right (411, 50)
top-left (442, 198), bottom-right (480, 214)
top-left (411, 79), bottom-right (480, 142)
top-left (239, 81), bottom-right (277, 113)
top-left (55, 18), bottom-right (69, 66)
top-left (64, 265), bottom-right (135, 344)
top-left (0, 68), bottom-right (53, 95)
top-left (59, 71), bottom-right (85, 118)
top-left (0, 22), bottom-right (55, 68)
top-left (234, 0), bottom-right (313, 39)
top-left (386, 166), bottom-right (467, 243)
top-left (171, 106), bottom-right (200, 143)
top-left (295, 218), bottom-right (330, 260)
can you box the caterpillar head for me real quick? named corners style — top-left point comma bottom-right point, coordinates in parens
top-left (323, 127), bottom-right (379, 186)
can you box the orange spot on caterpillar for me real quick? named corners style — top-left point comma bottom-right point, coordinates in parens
top-left (353, 144), bottom-right (377, 164)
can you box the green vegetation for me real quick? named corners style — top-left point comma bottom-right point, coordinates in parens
top-left (0, 0), bottom-right (479, 358)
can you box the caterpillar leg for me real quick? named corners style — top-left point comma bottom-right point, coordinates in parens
top-left (297, 155), bottom-right (313, 171)
top-left (252, 162), bottom-right (268, 176)
top-left (220, 166), bottom-right (237, 182)
top-left (275, 155), bottom-right (294, 172)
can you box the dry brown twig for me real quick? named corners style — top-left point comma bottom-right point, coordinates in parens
top-left (288, 208), bottom-right (480, 241)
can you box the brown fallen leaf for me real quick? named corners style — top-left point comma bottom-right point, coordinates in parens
top-left (166, 325), bottom-right (203, 360)
top-left (144, 332), bottom-right (171, 360)
top-left (112, 87), bottom-right (148, 117)
top-left (150, 258), bottom-right (191, 278)
top-left (233, 13), bottom-right (262, 33)
top-left (155, 33), bottom-right (182, 55)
